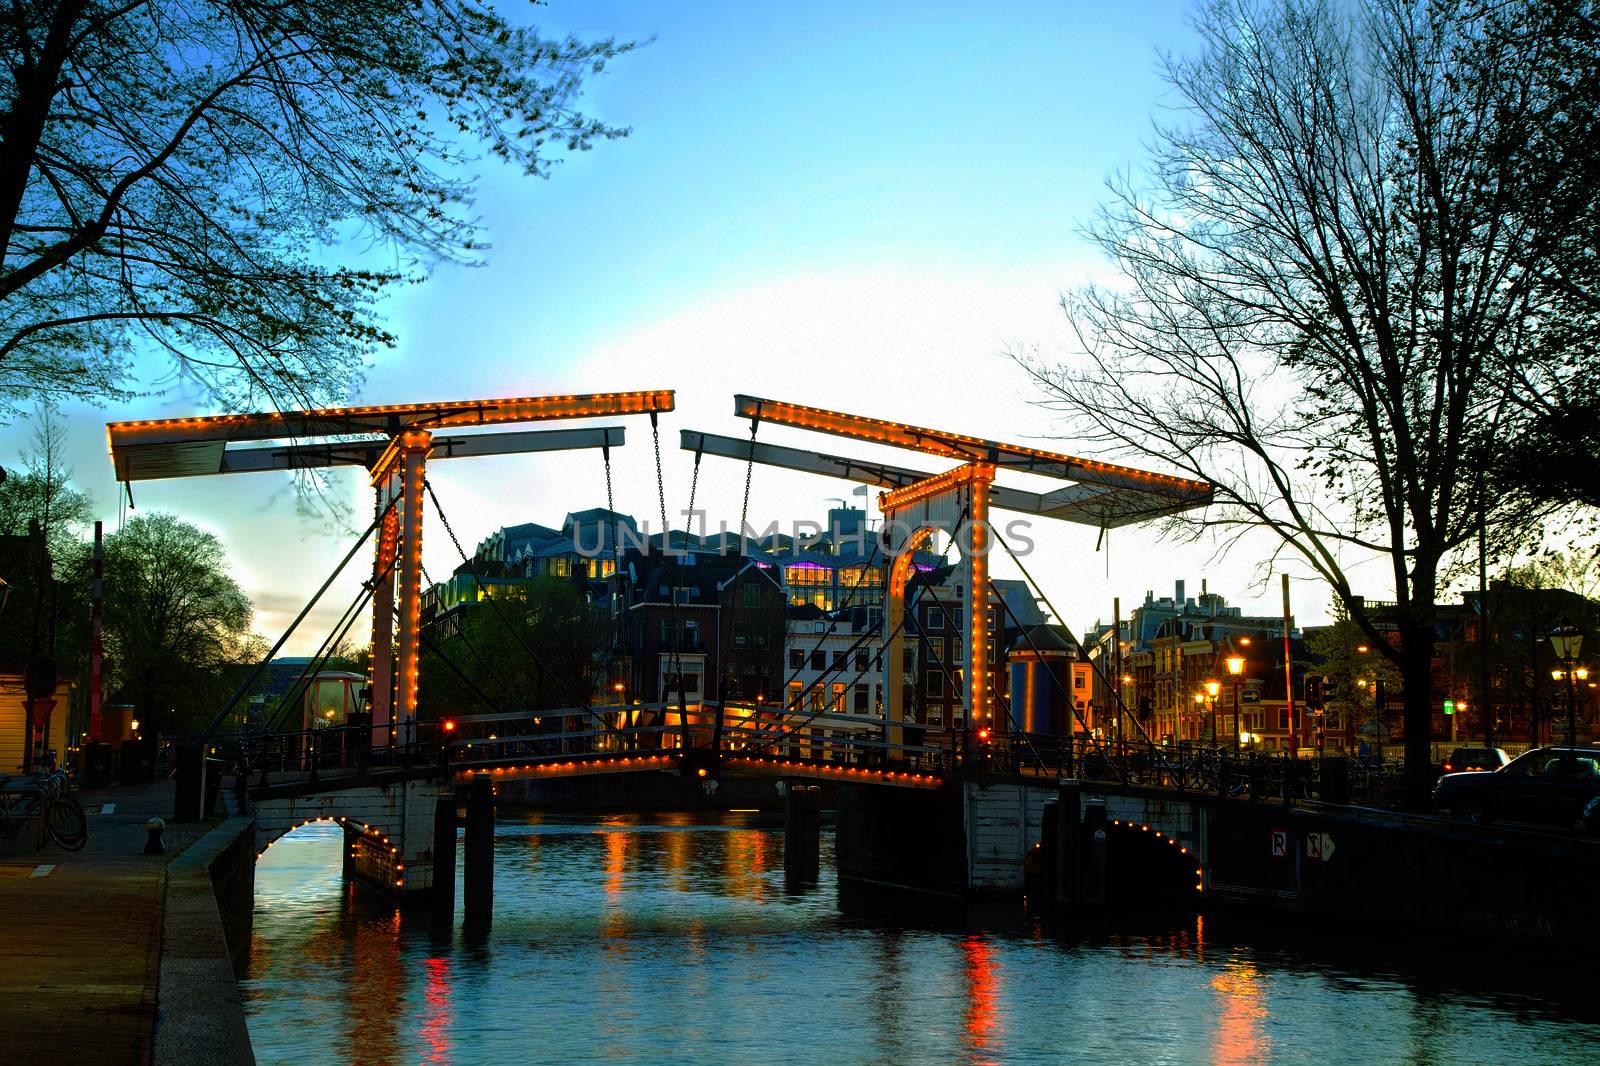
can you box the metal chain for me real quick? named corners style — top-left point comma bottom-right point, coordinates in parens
top-left (739, 413), bottom-right (759, 548)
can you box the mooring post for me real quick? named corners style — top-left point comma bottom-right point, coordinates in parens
top-left (432, 792), bottom-right (458, 925)
top-left (784, 783), bottom-right (821, 872)
top-left (1054, 782), bottom-right (1082, 909)
top-left (1082, 802), bottom-right (1108, 909)
top-left (463, 774), bottom-right (494, 931)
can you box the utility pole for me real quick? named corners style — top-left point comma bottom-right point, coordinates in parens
top-left (1478, 511), bottom-right (1493, 750)
top-left (1282, 575), bottom-right (1295, 753)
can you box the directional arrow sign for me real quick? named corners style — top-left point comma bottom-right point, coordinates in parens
top-left (1305, 831), bottom-right (1336, 861)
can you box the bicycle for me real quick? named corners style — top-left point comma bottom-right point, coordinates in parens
top-left (0, 768), bottom-right (88, 851)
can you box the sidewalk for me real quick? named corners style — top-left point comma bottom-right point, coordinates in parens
top-left (0, 782), bottom-right (218, 1065)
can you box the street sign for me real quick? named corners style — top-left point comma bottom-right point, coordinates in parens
top-left (1306, 831), bottom-right (1336, 861)
top-left (1271, 829), bottom-right (1288, 857)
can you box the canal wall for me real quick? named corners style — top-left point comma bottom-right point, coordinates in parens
top-left (840, 773), bottom-right (1600, 948)
top-left (153, 815), bottom-right (257, 1066)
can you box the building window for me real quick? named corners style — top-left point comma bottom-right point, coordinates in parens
top-left (833, 650), bottom-right (848, 668)
top-left (753, 623), bottom-right (769, 649)
top-left (810, 650), bottom-right (825, 671)
top-left (788, 681), bottom-right (803, 710)
top-left (927, 610), bottom-right (943, 631)
top-left (789, 649), bottom-right (804, 670)
top-left (831, 683), bottom-right (846, 713)
top-left (855, 651), bottom-right (869, 673)
top-left (741, 583), bottom-right (762, 609)
top-left (926, 672), bottom-right (944, 697)
top-left (733, 621), bottom-right (749, 649)
top-left (1073, 673), bottom-right (1085, 690)
top-left (854, 684), bottom-right (870, 713)
top-left (785, 565), bottom-right (832, 587)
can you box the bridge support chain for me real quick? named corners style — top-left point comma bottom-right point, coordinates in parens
top-left (463, 774), bottom-right (495, 932)
top-left (432, 793), bottom-right (458, 927)
top-left (783, 782), bottom-right (823, 877)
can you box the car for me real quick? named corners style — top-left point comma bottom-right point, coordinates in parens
top-left (1440, 746), bottom-right (1510, 774)
top-left (1432, 746), bottom-right (1600, 829)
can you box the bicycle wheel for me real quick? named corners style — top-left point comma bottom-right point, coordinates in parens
top-left (48, 793), bottom-right (87, 851)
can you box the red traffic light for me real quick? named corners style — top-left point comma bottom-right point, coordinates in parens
top-left (442, 719), bottom-right (457, 733)
top-left (977, 727), bottom-right (991, 743)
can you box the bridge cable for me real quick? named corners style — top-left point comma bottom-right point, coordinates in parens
top-left (422, 478), bottom-right (629, 742)
top-left (417, 562), bottom-right (546, 734)
top-left (199, 496), bottom-right (397, 738)
top-left (990, 524), bottom-right (1155, 747)
top-left (263, 566), bottom-right (389, 736)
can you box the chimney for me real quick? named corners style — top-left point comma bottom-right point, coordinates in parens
top-left (1175, 579), bottom-right (1185, 606)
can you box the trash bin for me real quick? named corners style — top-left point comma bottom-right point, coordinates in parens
top-left (204, 757), bottom-right (225, 816)
top-left (80, 743), bottom-right (114, 789)
top-left (118, 739), bottom-right (157, 785)
top-left (1318, 756), bottom-right (1350, 805)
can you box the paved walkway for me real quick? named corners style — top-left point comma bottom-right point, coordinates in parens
top-left (0, 782), bottom-right (217, 1066)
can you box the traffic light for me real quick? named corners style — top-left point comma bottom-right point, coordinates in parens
top-left (977, 727), bottom-right (992, 744)
top-left (1305, 676), bottom-right (1325, 710)
top-left (1443, 699), bottom-right (1454, 716)
top-left (442, 718), bottom-right (458, 734)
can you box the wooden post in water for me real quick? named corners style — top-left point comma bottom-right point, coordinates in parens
top-left (784, 784), bottom-right (822, 873)
top-left (1053, 783), bottom-right (1081, 909)
top-left (463, 775), bottom-right (494, 931)
top-left (432, 792), bottom-right (458, 925)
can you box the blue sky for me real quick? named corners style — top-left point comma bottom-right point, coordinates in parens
top-left (1, 1), bottom-right (1354, 648)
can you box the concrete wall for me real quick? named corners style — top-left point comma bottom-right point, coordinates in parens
top-left (154, 817), bottom-right (257, 1066)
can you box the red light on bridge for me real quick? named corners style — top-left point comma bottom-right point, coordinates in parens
top-left (977, 728), bottom-right (991, 743)
top-left (442, 719), bottom-right (457, 733)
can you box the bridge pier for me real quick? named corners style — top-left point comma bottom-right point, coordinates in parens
top-left (432, 793), bottom-right (457, 925)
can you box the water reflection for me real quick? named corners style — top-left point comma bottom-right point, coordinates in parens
top-left (961, 936), bottom-right (1003, 1065)
top-left (1210, 958), bottom-right (1266, 1065)
top-left (244, 813), bottom-right (1600, 1066)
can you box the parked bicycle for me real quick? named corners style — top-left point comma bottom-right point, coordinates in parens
top-left (0, 766), bottom-right (88, 851)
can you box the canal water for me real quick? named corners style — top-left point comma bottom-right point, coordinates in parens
top-left (242, 811), bottom-right (1600, 1065)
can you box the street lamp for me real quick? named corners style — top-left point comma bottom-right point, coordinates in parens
top-left (1226, 655), bottom-right (1245, 752)
top-left (1204, 679), bottom-right (1221, 748)
top-left (1550, 627), bottom-right (1585, 747)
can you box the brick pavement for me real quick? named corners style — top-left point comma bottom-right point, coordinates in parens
top-left (0, 782), bottom-right (217, 1066)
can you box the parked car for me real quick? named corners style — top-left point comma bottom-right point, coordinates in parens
top-left (1432, 746), bottom-right (1600, 829)
top-left (1440, 747), bottom-right (1510, 774)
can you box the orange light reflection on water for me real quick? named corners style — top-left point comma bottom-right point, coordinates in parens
top-left (961, 935), bottom-right (1003, 1066)
top-left (1210, 958), bottom-right (1267, 1066)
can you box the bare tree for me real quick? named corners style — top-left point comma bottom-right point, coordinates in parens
top-left (1020, 0), bottom-right (1597, 807)
top-left (0, 0), bottom-right (632, 418)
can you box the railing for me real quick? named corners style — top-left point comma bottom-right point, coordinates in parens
top-left (183, 702), bottom-right (1395, 807)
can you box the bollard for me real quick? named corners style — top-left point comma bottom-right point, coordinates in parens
top-left (432, 793), bottom-right (458, 926)
top-left (1039, 800), bottom-right (1059, 901)
top-left (463, 774), bottom-right (494, 932)
top-left (144, 817), bottom-right (165, 855)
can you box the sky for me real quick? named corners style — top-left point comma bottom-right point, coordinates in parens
top-left (0, 0), bottom-right (1362, 651)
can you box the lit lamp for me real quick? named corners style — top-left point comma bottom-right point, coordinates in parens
top-left (1204, 679), bottom-right (1221, 748)
top-left (1550, 627), bottom-right (1584, 747)
top-left (1226, 654), bottom-right (1245, 752)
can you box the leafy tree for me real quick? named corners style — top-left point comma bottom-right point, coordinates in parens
top-left (1305, 600), bottom-right (1401, 747)
top-left (0, 403), bottom-right (93, 558)
top-left (0, 0), bottom-right (631, 417)
top-left (421, 576), bottom-right (600, 718)
top-left (92, 511), bottom-right (255, 734)
top-left (1020, 0), bottom-right (1600, 807)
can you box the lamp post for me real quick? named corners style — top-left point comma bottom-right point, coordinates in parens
top-left (1226, 654), bottom-right (1245, 752)
top-left (1205, 679), bottom-right (1221, 749)
top-left (1549, 627), bottom-right (1585, 746)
